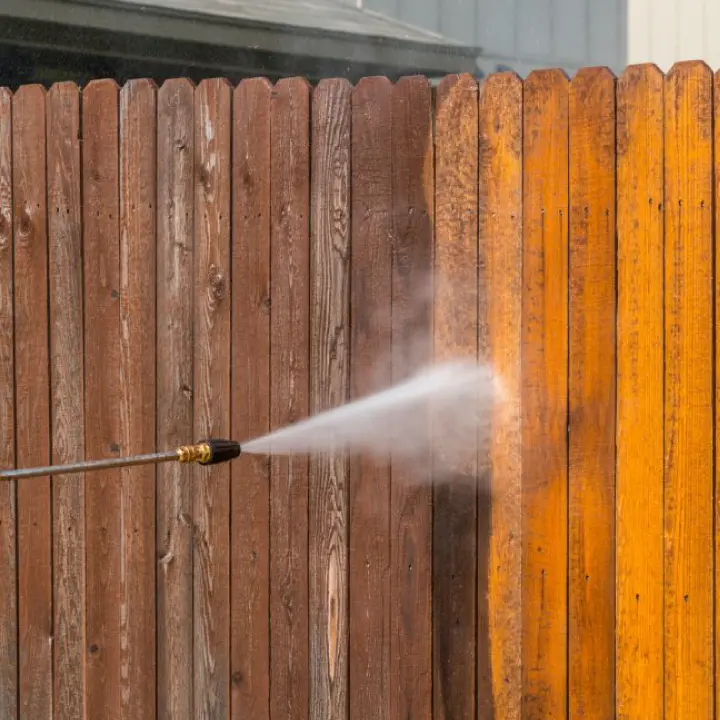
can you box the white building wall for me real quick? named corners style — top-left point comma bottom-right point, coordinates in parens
top-left (363, 0), bottom-right (718, 78)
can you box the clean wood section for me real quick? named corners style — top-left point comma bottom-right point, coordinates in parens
top-left (13, 84), bottom-right (52, 719)
top-left (390, 75), bottom-right (433, 720)
top-left (615, 63), bottom-right (665, 720)
top-left (269, 76), bottom-right (311, 720)
top-left (230, 76), bottom-right (271, 720)
top-left (309, 78), bottom-right (351, 720)
top-left (477, 71), bottom-right (523, 720)
top-left (715, 67), bottom-right (720, 720)
top-left (432, 72), bottom-right (478, 720)
top-left (348, 75), bottom-right (392, 720)
top-left (568, 67), bottom-right (616, 719)
top-left (47, 81), bottom-right (85, 720)
top-left (119, 79), bottom-right (158, 717)
top-left (193, 78), bottom-right (232, 719)
top-left (0, 85), bottom-right (16, 720)
top-left (664, 60), bottom-right (714, 720)
top-left (156, 77), bottom-right (195, 720)
top-left (82, 78), bottom-right (123, 718)
top-left (521, 69), bottom-right (569, 720)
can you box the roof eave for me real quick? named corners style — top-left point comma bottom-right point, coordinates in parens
top-left (1, 0), bottom-right (481, 75)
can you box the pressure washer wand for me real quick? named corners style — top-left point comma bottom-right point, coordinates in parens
top-left (0, 438), bottom-right (242, 480)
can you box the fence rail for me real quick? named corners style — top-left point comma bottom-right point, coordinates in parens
top-left (0, 61), bottom-right (717, 718)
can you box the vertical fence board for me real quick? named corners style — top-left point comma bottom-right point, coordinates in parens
top-left (432, 72), bottom-right (478, 720)
top-left (615, 62), bottom-right (665, 720)
top-left (0, 86), bottom-right (16, 720)
top-left (193, 78), bottom-right (232, 719)
top-left (270, 76), bottom-right (311, 720)
top-left (156, 77), bottom-right (195, 720)
top-left (521, 69), bottom-right (569, 720)
top-left (13, 84), bottom-right (52, 720)
top-left (309, 78), bottom-right (351, 720)
top-left (349, 75), bottom-right (392, 720)
top-left (478, 71), bottom-right (523, 720)
top-left (230, 76), bottom-right (271, 720)
top-left (715, 67), bottom-right (720, 720)
top-left (390, 75), bottom-right (433, 720)
top-left (664, 60), bottom-right (714, 720)
top-left (568, 67), bottom-right (616, 719)
top-left (47, 81), bottom-right (85, 720)
top-left (119, 79), bottom-right (157, 718)
top-left (83, 78), bottom-right (122, 718)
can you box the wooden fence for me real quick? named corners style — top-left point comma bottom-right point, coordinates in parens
top-left (0, 60), bottom-right (715, 719)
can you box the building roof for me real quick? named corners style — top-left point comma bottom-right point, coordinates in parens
top-left (1, 0), bottom-right (481, 76)
top-left (120, 0), bottom-right (467, 47)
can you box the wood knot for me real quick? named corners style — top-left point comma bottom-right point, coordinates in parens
top-left (198, 164), bottom-right (211, 187)
top-left (208, 265), bottom-right (226, 302)
top-left (88, 644), bottom-right (100, 655)
top-left (0, 214), bottom-right (7, 242)
top-left (231, 671), bottom-right (244, 686)
top-left (18, 207), bottom-right (31, 237)
top-left (260, 295), bottom-right (271, 314)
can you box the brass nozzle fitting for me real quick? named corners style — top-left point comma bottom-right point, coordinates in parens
top-left (176, 439), bottom-right (242, 466)
top-left (177, 443), bottom-right (212, 464)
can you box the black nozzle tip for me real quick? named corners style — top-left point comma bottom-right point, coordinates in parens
top-left (199, 438), bottom-right (242, 465)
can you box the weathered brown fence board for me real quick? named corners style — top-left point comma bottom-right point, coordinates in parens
top-left (433, 72), bottom-right (479, 720)
top-left (664, 61), bottom-right (714, 719)
top-left (309, 77), bottom-right (351, 720)
top-left (0, 85), bottom-right (16, 720)
top-left (269, 76), bottom-right (311, 720)
top-left (156, 76), bottom-right (195, 720)
top-left (8, 62), bottom-right (720, 719)
top-left (0, 88), bottom-right (18, 718)
top-left (348, 75), bottom-right (392, 720)
top-left (521, 69), bottom-right (570, 720)
top-left (615, 63), bottom-right (665, 720)
top-left (230, 76), bottom-right (271, 719)
top-left (48, 81), bottom-right (85, 720)
top-left (568, 66), bottom-right (616, 718)
top-left (478, 71), bottom-right (523, 720)
top-left (82, 79), bottom-right (123, 718)
top-left (14, 84), bottom-right (52, 719)
top-left (119, 78), bottom-right (158, 717)
top-left (390, 75), bottom-right (434, 720)
top-left (193, 77), bottom-right (232, 719)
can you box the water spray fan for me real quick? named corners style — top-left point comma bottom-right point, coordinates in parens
top-left (0, 438), bottom-right (242, 480)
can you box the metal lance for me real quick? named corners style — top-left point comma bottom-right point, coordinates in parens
top-left (0, 438), bottom-right (242, 480)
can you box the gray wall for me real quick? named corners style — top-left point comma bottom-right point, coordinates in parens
top-left (363, 0), bottom-right (627, 76)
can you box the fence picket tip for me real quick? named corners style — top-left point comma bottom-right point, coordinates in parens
top-left (158, 77), bottom-right (196, 93)
top-left (667, 59), bottom-right (713, 78)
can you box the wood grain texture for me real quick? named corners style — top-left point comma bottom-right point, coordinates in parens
top-left (269, 76), bottom-right (311, 720)
top-left (0, 85), bottom-right (16, 720)
top-left (715, 67), bottom-right (720, 720)
top-left (348, 75), bottom-right (392, 720)
top-left (156, 77), bottom-right (195, 720)
top-left (309, 78), bottom-right (351, 720)
top-left (664, 60), bottom-right (713, 720)
top-left (47, 81), bottom-right (85, 720)
top-left (568, 67), bottom-right (616, 719)
top-left (119, 79), bottom-right (157, 717)
top-left (193, 78), bottom-right (232, 719)
top-left (230, 76), bottom-right (271, 720)
top-left (83, 78), bottom-right (122, 718)
top-left (432, 72), bottom-right (478, 720)
top-left (521, 69), bottom-right (569, 720)
top-left (477, 71), bottom-right (522, 720)
top-left (13, 84), bottom-right (52, 720)
top-left (390, 75), bottom-right (433, 720)
top-left (616, 63), bottom-right (665, 720)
